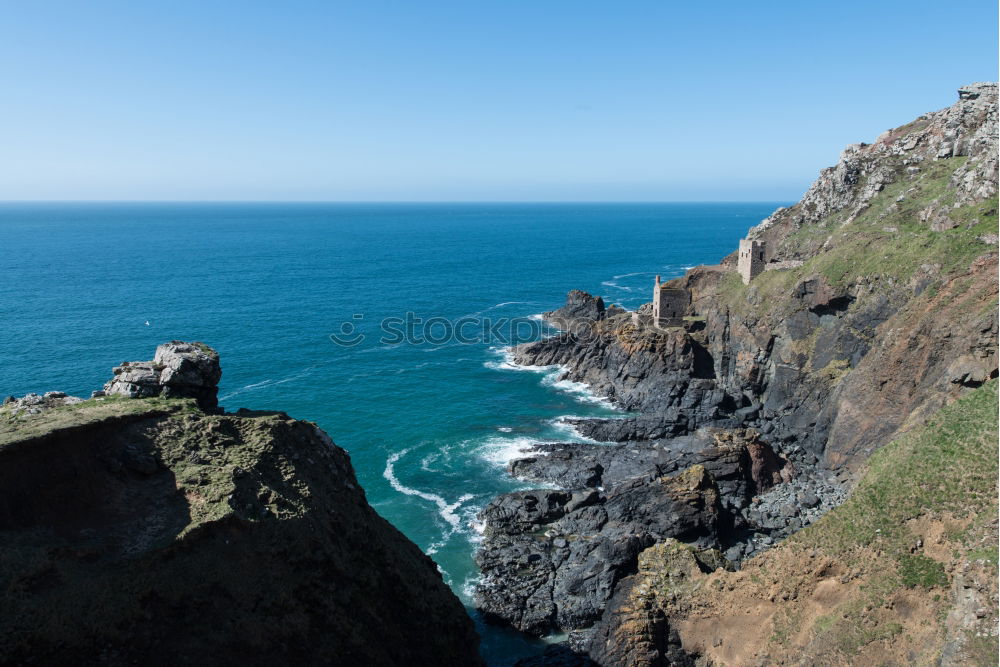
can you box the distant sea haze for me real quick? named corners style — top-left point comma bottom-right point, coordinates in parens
top-left (0, 201), bottom-right (784, 663)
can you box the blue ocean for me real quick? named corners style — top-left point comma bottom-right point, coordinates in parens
top-left (0, 202), bottom-right (783, 664)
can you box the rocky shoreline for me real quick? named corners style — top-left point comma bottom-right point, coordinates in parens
top-left (473, 83), bottom-right (998, 665)
top-left (475, 315), bottom-right (852, 651)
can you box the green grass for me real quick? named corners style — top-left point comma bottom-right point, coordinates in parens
top-left (0, 396), bottom-right (196, 448)
top-left (191, 341), bottom-right (217, 356)
top-left (962, 630), bottom-right (1000, 666)
top-left (795, 379), bottom-right (998, 558)
top-left (769, 381), bottom-right (997, 655)
top-left (967, 545), bottom-right (1000, 568)
top-left (813, 600), bottom-right (904, 656)
top-left (898, 553), bottom-right (949, 588)
top-left (713, 155), bottom-right (997, 317)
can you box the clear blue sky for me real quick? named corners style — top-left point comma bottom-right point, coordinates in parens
top-left (2, 1), bottom-right (997, 201)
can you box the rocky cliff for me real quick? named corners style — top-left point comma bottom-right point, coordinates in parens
top-left (0, 343), bottom-right (482, 666)
top-left (512, 82), bottom-right (998, 470)
top-left (608, 381), bottom-right (997, 666)
top-left (477, 83), bottom-right (999, 664)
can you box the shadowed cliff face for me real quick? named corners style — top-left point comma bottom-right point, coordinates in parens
top-left (0, 388), bottom-right (482, 665)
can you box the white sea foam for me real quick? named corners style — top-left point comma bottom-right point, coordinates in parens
top-left (419, 443), bottom-right (454, 472)
top-left (484, 348), bottom-right (618, 408)
top-left (491, 301), bottom-right (535, 309)
top-left (497, 426), bottom-right (513, 433)
top-left (613, 271), bottom-right (655, 280)
top-left (394, 361), bottom-right (434, 374)
top-left (460, 573), bottom-right (482, 602)
top-left (384, 449), bottom-right (473, 531)
top-left (541, 373), bottom-right (615, 407)
top-left (218, 364), bottom-right (318, 401)
top-left (477, 436), bottom-right (545, 466)
top-left (483, 347), bottom-right (558, 372)
top-left (528, 313), bottom-right (545, 321)
top-left (549, 415), bottom-right (604, 443)
top-left (419, 452), bottom-right (440, 472)
top-left (460, 505), bottom-right (486, 544)
top-left (460, 300), bottom-right (539, 320)
top-left (469, 516), bottom-right (486, 541)
top-left (219, 378), bottom-right (275, 400)
top-left (420, 341), bottom-right (465, 353)
top-left (240, 379), bottom-right (273, 391)
top-left (601, 280), bottom-right (635, 292)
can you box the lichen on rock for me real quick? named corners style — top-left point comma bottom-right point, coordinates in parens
top-left (101, 340), bottom-right (222, 410)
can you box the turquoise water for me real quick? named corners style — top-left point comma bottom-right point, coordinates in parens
top-left (0, 202), bottom-right (782, 664)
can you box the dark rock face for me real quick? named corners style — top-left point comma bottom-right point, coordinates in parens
top-left (510, 278), bottom-right (883, 465)
top-left (586, 540), bottom-right (704, 667)
top-left (544, 290), bottom-right (608, 330)
top-left (475, 429), bottom-right (795, 637)
top-left (1, 348), bottom-right (483, 667)
top-left (475, 463), bottom-right (726, 636)
top-left (508, 429), bottom-right (789, 513)
top-left (512, 315), bottom-right (732, 425)
top-left (566, 414), bottom-right (690, 443)
top-left (102, 340), bottom-right (222, 411)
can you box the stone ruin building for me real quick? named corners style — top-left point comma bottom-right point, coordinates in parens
top-left (738, 238), bottom-right (766, 284)
top-left (652, 275), bottom-right (688, 328)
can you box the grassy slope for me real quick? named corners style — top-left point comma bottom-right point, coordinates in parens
top-left (714, 153), bottom-right (998, 319)
top-left (0, 396), bottom-right (196, 447)
top-left (796, 378), bottom-right (997, 562)
top-left (672, 380), bottom-right (998, 664)
top-left (782, 379), bottom-right (998, 657)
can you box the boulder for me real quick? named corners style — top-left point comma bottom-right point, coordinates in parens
top-left (103, 341), bottom-right (222, 410)
top-left (544, 290), bottom-right (607, 330)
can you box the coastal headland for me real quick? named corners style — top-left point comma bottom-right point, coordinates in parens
top-left (476, 83), bottom-right (999, 665)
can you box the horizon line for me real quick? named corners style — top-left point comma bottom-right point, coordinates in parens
top-left (0, 199), bottom-right (793, 205)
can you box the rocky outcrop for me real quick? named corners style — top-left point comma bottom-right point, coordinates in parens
top-left (511, 83), bottom-right (999, 470)
top-left (749, 82), bottom-right (998, 243)
top-left (480, 84), bottom-right (999, 664)
top-left (507, 429), bottom-right (791, 514)
top-left (587, 540), bottom-right (710, 666)
top-left (511, 311), bottom-right (725, 421)
top-left (618, 382), bottom-right (999, 666)
top-left (2, 391), bottom-right (83, 413)
top-left (545, 289), bottom-right (608, 329)
top-left (0, 344), bottom-right (482, 666)
top-left (101, 340), bottom-right (222, 411)
top-left (474, 429), bottom-right (813, 637)
top-left (476, 463), bottom-right (727, 637)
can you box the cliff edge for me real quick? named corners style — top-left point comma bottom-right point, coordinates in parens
top-left (0, 343), bottom-right (483, 666)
